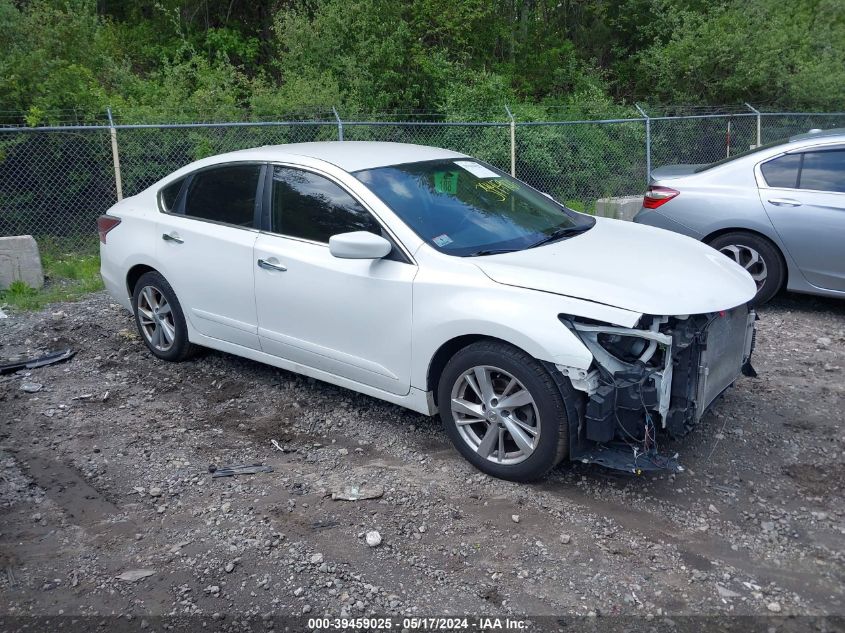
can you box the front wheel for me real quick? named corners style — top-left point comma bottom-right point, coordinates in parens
top-left (708, 231), bottom-right (784, 305)
top-left (437, 340), bottom-right (569, 482)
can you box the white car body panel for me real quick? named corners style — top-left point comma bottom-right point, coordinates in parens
top-left (473, 217), bottom-right (757, 315)
top-left (101, 141), bottom-right (756, 424)
top-left (156, 214), bottom-right (261, 350)
top-left (254, 232), bottom-right (416, 395)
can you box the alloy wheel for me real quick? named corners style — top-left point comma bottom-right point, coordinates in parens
top-left (137, 285), bottom-right (176, 352)
top-left (719, 244), bottom-right (768, 290)
top-left (450, 365), bottom-right (541, 465)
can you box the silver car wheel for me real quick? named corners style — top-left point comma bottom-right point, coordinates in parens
top-left (450, 365), bottom-right (540, 465)
top-left (719, 244), bottom-right (768, 289)
top-left (137, 285), bottom-right (176, 352)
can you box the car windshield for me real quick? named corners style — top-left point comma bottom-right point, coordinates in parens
top-left (354, 159), bottom-right (594, 256)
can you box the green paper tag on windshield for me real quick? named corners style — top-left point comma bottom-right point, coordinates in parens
top-left (434, 171), bottom-right (459, 194)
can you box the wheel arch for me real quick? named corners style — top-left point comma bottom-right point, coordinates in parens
top-left (703, 227), bottom-right (788, 287)
top-left (126, 264), bottom-right (159, 298)
top-left (427, 334), bottom-right (559, 407)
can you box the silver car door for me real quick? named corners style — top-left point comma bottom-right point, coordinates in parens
top-left (758, 147), bottom-right (845, 291)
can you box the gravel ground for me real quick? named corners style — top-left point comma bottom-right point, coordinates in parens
top-left (0, 290), bottom-right (843, 626)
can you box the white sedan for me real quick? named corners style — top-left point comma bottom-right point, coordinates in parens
top-left (99, 142), bottom-right (757, 481)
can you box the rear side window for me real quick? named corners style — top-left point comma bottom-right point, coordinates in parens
top-left (183, 164), bottom-right (262, 227)
top-left (159, 177), bottom-right (185, 212)
top-left (761, 154), bottom-right (800, 188)
top-left (271, 166), bottom-right (381, 242)
top-left (799, 150), bottom-right (845, 193)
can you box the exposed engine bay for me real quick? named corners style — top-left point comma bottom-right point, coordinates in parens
top-left (557, 306), bottom-right (757, 473)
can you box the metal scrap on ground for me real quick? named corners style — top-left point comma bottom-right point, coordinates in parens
top-left (331, 484), bottom-right (384, 501)
top-left (209, 464), bottom-right (274, 478)
top-left (0, 348), bottom-right (76, 375)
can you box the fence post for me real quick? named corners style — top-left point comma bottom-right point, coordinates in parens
top-left (332, 107), bottom-right (344, 141)
top-left (107, 107), bottom-right (124, 201)
top-left (635, 104), bottom-right (651, 184)
top-left (504, 104), bottom-right (516, 177)
top-left (745, 103), bottom-right (761, 147)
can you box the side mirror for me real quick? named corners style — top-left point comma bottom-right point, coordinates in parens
top-left (329, 231), bottom-right (392, 259)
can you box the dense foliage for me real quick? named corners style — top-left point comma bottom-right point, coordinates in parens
top-left (1, 0), bottom-right (843, 124)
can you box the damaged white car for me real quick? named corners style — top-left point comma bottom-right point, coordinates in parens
top-left (99, 142), bottom-right (757, 481)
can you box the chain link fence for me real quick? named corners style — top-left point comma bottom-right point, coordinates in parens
top-left (2, 108), bottom-right (844, 255)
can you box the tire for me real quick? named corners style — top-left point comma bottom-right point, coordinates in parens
top-left (437, 340), bottom-right (569, 482)
top-left (131, 271), bottom-right (196, 362)
top-left (707, 231), bottom-right (785, 305)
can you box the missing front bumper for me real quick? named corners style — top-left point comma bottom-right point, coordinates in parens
top-left (557, 306), bottom-right (756, 473)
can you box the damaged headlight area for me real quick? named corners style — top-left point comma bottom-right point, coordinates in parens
top-left (557, 306), bottom-right (756, 474)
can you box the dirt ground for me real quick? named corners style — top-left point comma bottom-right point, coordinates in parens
top-left (0, 290), bottom-right (843, 627)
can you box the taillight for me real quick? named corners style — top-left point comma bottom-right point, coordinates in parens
top-left (97, 215), bottom-right (121, 243)
top-left (642, 186), bottom-right (680, 209)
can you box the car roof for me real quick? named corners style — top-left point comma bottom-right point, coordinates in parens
top-left (224, 141), bottom-right (468, 172)
top-left (789, 127), bottom-right (845, 142)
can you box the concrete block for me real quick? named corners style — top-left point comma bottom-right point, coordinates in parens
top-left (0, 235), bottom-right (44, 290)
top-left (594, 196), bottom-right (643, 222)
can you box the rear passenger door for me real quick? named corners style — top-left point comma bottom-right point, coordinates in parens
top-left (156, 163), bottom-right (264, 349)
top-left (758, 147), bottom-right (845, 291)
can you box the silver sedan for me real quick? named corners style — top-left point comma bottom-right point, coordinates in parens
top-left (634, 129), bottom-right (845, 304)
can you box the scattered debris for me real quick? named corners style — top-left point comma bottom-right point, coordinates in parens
top-left (0, 348), bottom-right (76, 375)
top-left (767, 602), bottom-right (782, 613)
top-left (19, 381), bottom-right (42, 393)
top-left (0, 306), bottom-right (7, 319)
top-left (115, 569), bottom-right (156, 582)
top-left (511, 514), bottom-right (520, 523)
top-left (365, 531), bottom-right (382, 547)
top-left (331, 484), bottom-right (384, 501)
top-left (0, 292), bottom-right (839, 618)
top-left (209, 464), bottom-right (274, 478)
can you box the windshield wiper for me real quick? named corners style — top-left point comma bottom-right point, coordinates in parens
top-left (527, 224), bottom-right (592, 249)
top-left (465, 248), bottom-right (521, 257)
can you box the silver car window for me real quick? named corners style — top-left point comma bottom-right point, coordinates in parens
top-left (760, 154), bottom-right (800, 188)
top-left (799, 150), bottom-right (845, 193)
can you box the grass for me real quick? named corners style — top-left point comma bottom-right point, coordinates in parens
top-left (0, 239), bottom-right (104, 312)
top-left (564, 199), bottom-right (597, 215)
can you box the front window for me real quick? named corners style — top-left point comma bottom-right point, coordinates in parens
top-left (354, 159), bottom-right (593, 256)
top-left (271, 166), bottom-right (382, 242)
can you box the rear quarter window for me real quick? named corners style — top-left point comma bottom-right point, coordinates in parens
top-left (159, 177), bottom-right (186, 212)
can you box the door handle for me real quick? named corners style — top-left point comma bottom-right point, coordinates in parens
top-left (162, 232), bottom-right (184, 244)
top-left (768, 198), bottom-right (802, 207)
top-left (257, 258), bottom-right (287, 272)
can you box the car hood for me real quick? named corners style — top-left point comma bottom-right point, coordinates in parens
top-left (473, 218), bottom-right (756, 315)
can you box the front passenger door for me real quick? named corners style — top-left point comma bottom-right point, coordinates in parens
top-left (254, 166), bottom-right (416, 395)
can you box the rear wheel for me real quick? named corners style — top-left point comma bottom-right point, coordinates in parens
top-left (132, 271), bottom-right (195, 362)
top-left (708, 231), bottom-right (784, 305)
top-left (438, 340), bottom-right (569, 482)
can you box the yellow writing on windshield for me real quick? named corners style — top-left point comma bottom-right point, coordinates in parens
top-left (475, 178), bottom-right (519, 202)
